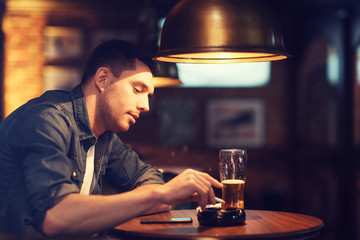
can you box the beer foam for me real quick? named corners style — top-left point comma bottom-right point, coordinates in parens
top-left (222, 179), bottom-right (245, 184)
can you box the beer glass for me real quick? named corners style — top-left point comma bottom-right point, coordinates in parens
top-left (219, 149), bottom-right (247, 209)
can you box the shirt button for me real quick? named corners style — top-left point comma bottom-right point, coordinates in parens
top-left (72, 172), bottom-right (77, 177)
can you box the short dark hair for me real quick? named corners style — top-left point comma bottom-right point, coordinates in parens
top-left (81, 39), bottom-right (155, 85)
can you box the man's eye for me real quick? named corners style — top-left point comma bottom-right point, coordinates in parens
top-left (134, 87), bottom-right (141, 93)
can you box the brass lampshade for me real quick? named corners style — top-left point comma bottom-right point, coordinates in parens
top-left (154, 0), bottom-right (289, 63)
top-left (153, 62), bottom-right (182, 88)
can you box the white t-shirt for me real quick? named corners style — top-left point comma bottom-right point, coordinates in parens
top-left (80, 145), bottom-right (95, 195)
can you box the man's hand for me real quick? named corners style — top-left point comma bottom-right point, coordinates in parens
top-left (43, 169), bottom-right (221, 237)
top-left (156, 169), bottom-right (223, 209)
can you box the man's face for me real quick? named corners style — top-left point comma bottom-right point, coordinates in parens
top-left (97, 60), bottom-right (154, 133)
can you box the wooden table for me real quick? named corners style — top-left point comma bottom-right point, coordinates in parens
top-left (109, 209), bottom-right (324, 240)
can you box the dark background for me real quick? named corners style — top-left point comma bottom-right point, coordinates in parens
top-left (1, 0), bottom-right (360, 239)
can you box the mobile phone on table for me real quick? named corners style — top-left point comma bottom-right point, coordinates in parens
top-left (140, 217), bottom-right (192, 224)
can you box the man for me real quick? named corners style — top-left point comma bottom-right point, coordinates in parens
top-left (0, 40), bottom-right (222, 238)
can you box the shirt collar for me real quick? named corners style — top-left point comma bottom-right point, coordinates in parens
top-left (71, 85), bottom-right (96, 142)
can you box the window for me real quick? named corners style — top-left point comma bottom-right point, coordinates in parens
top-left (176, 62), bottom-right (271, 87)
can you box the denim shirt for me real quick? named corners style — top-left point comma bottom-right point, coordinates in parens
top-left (0, 85), bottom-right (164, 238)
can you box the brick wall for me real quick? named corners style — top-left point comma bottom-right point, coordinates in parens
top-left (3, 11), bottom-right (46, 117)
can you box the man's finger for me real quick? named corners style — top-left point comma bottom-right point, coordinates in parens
top-left (197, 171), bottom-right (223, 189)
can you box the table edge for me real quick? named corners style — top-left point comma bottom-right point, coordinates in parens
top-left (110, 209), bottom-right (325, 240)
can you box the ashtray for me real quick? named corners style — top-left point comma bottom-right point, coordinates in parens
top-left (197, 205), bottom-right (246, 227)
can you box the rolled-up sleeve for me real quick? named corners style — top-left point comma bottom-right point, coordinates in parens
top-left (104, 135), bottom-right (164, 191)
top-left (7, 105), bottom-right (80, 228)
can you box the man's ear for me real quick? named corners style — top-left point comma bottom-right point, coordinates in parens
top-left (94, 67), bottom-right (110, 92)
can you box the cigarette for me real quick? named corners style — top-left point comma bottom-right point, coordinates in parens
top-left (215, 197), bottom-right (225, 203)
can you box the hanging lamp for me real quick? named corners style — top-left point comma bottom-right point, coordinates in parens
top-left (153, 0), bottom-right (289, 63)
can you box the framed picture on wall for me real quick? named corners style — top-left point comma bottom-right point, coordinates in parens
top-left (205, 98), bottom-right (265, 148)
top-left (43, 66), bottom-right (82, 91)
top-left (43, 26), bottom-right (83, 60)
top-left (157, 97), bottom-right (197, 146)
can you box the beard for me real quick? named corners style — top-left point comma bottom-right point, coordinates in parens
top-left (96, 93), bottom-right (130, 134)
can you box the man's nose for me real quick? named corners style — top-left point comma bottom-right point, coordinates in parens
top-left (138, 96), bottom-right (150, 112)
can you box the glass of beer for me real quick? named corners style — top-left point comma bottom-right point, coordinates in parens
top-left (219, 149), bottom-right (247, 210)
